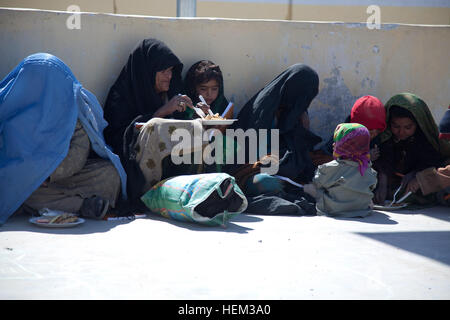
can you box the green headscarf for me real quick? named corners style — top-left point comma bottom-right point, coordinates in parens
top-left (380, 93), bottom-right (450, 158)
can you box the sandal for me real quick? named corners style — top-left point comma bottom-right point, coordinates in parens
top-left (79, 196), bottom-right (110, 220)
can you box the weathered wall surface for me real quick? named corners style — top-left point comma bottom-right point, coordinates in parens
top-left (0, 8), bottom-right (449, 141)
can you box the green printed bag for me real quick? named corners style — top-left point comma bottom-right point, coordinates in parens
top-left (140, 173), bottom-right (248, 227)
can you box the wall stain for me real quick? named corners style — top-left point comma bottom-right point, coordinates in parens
top-left (311, 66), bottom-right (358, 141)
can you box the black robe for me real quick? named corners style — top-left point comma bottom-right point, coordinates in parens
top-left (103, 38), bottom-right (184, 159)
top-left (226, 64), bottom-right (322, 216)
top-left (102, 39), bottom-right (185, 211)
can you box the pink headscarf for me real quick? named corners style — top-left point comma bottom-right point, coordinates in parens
top-left (333, 123), bottom-right (371, 176)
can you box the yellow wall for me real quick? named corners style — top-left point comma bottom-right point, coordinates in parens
top-left (199, 3), bottom-right (450, 25)
top-left (1, 0), bottom-right (449, 25)
top-left (0, 0), bottom-right (176, 16)
top-left (0, 8), bottom-right (449, 141)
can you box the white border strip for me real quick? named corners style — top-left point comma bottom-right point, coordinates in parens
top-left (199, 0), bottom-right (450, 8)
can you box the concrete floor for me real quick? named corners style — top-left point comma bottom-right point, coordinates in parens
top-left (0, 205), bottom-right (449, 300)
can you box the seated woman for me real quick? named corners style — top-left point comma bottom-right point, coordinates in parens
top-left (232, 63), bottom-right (322, 183)
top-left (182, 60), bottom-right (229, 119)
top-left (304, 123), bottom-right (378, 218)
top-left (373, 93), bottom-right (449, 205)
top-left (103, 39), bottom-right (210, 206)
top-left (103, 38), bottom-right (194, 158)
top-left (0, 53), bottom-right (127, 225)
top-left (228, 64), bottom-right (322, 215)
top-left (414, 106), bottom-right (450, 205)
top-left (321, 95), bottom-right (386, 162)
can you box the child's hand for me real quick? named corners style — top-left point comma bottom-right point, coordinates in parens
top-left (303, 183), bottom-right (317, 198)
top-left (405, 177), bottom-right (420, 193)
top-left (370, 144), bottom-right (380, 161)
top-left (197, 102), bottom-right (211, 115)
top-left (374, 172), bottom-right (388, 204)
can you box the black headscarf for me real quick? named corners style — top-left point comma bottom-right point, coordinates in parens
top-left (103, 38), bottom-right (184, 156)
top-left (232, 63), bottom-right (322, 182)
top-left (235, 63), bottom-right (319, 133)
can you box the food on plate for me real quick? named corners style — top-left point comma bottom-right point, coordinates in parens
top-left (390, 203), bottom-right (405, 207)
top-left (36, 213), bottom-right (79, 224)
top-left (204, 113), bottom-right (225, 120)
top-left (49, 213), bottom-right (79, 224)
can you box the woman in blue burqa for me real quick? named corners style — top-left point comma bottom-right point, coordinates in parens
top-left (228, 63), bottom-right (322, 215)
top-left (0, 53), bottom-right (127, 225)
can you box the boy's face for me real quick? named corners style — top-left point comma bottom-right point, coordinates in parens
top-left (196, 79), bottom-right (219, 105)
top-left (390, 116), bottom-right (417, 141)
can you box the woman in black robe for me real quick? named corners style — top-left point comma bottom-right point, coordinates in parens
top-left (232, 63), bottom-right (322, 183)
top-left (103, 38), bottom-right (195, 208)
top-left (228, 63), bottom-right (322, 215)
top-left (103, 38), bottom-right (193, 159)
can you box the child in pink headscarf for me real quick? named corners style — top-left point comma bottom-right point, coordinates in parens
top-left (304, 123), bottom-right (378, 217)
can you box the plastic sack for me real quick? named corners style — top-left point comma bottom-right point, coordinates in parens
top-left (140, 173), bottom-right (247, 226)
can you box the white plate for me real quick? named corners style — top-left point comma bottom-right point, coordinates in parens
top-left (373, 201), bottom-right (408, 211)
top-left (29, 217), bottom-right (85, 228)
top-left (201, 119), bottom-right (238, 125)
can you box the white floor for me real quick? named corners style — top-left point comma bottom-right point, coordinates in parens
top-left (1, 205), bottom-right (449, 300)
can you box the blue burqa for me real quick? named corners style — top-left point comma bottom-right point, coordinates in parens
top-left (0, 53), bottom-right (127, 225)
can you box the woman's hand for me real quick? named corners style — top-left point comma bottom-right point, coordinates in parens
top-left (154, 94), bottom-right (193, 118)
top-left (300, 111), bottom-right (310, 130)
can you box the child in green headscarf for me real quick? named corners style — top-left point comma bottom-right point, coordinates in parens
top-left (182, 60), bottom-right (229, 119)
top-left (304, 123), bottom-right (378, 218)
top-left (373, 93), bottom-right (450, 205)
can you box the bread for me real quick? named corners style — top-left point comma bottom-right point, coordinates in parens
top-left (48, 213), bottom-right (78, 224)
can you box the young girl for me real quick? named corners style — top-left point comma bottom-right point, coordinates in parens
top-left (304, 123), bottom-right (378, 218)
top-left (321, 95), bottom-right (386, 162)
top-left (183, 60), bottom-right (229, 119)
top-left (373, 93), bottom-right (447, 205)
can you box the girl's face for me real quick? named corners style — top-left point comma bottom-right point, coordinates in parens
top-left (154, 67), bottom-right (173, 94)
top-left (196, 79), bottom-right (219, 105)
top-left (390, 116), bottom-right (417, 141)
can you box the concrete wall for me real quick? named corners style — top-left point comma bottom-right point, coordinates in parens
top-left (0, 8), bottom-right (449, 142)
top-left (1, 0), bottom-right (449, 25)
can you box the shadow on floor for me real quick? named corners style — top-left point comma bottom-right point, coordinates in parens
top-left (0, 211), bottom-right (138, 235)
top-left (142, 211), bottom-right (264, 234)
top-left (2, 211), bottom-right (266, 235)
top-left (333, 210), bottom-right (399, 225)
top-left (356, 231), bottom-right (450, 266)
